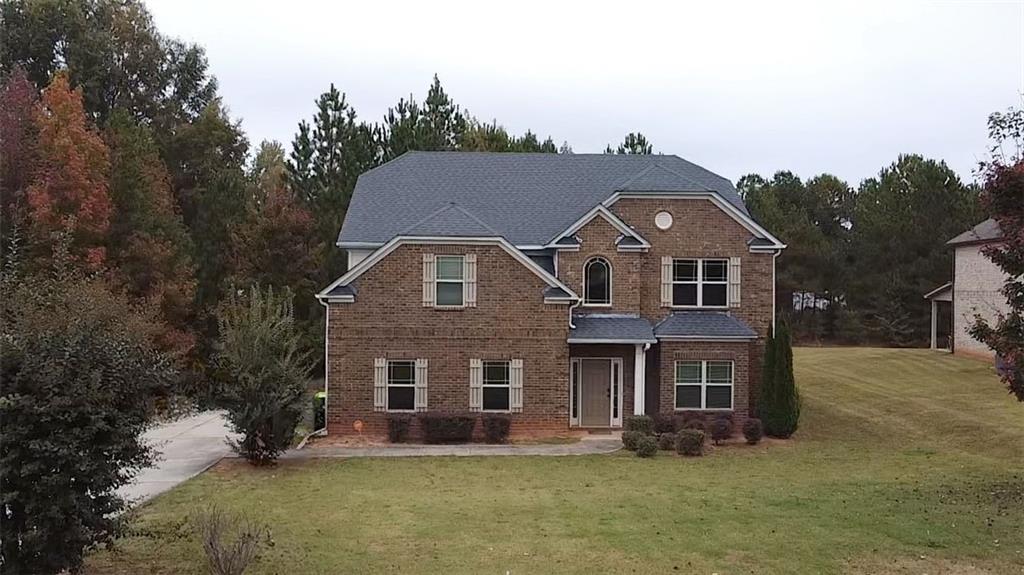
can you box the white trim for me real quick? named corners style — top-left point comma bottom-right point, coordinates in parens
top-left (569, 359), bottom-right (580, 427)
top-left (547, 205), bottom-right (650, 248)
top-left (603, 192), bottom-right (786, 249)
top-left (673, 360), bottom-right (734, 411)
top-left (582, 256), bottom-right (613, 307)
top-left (317, 236), bottom-right (580, 302)
top-left (323, 295), bottom-right (354, 304)
top-left (633, 344), bottom-right (646, 416)
top-left (479, 359), bottom-right (513, 413)
top-left (568, 338), bottom-right (658, 345)
top-left (337, 240), bottom-right (385, 247)
top-left (657, 335), bottom-right (757, 342)
top-left (923, 282), bottom-right (953, 300)
top-left (772, 251), bottom-right (778, 335)
top-left (319, 299), bottom-right (330, 433)
top-left (385, 359), bottom-right (418, 413)
top-left (434, 254), bottom-right (466, 308)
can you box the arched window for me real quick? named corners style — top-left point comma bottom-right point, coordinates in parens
top-left (584, 257), bottom-right (611, 306)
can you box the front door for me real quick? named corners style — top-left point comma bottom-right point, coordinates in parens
top-left (580, 359), bottom-right (611, 427)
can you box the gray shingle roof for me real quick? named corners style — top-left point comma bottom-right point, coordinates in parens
top-left (323, 284), bottom-right (355, 298)
top-left (339, 152), bottom-right (746, 246)
top-left (654, 312), bottom-right (757, 339)
top-left (947, 218), bottom-right (1003, 246)
top-left (568, 314), bottom-right (656, 343)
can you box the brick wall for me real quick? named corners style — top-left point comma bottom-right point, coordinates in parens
top-left (556, 216), bottom-right (642, 315)
top-left (327, 242), bottom-right (571, 438)
top-left (657, 340), bottom-right (751, 423)
top-left (953, 243), bottom-right (1010, 359)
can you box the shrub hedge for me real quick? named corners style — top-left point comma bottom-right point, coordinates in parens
top-left (386, 414), bottom-right (411, 443)
top-left (651, 413), bottom-right (679, 435)
top-left (418, 412), bottom-right (475, 443)
top-left (709, 416), bottom-right (733, 445)
top-left (482, 414), bottom-right (511, 444)
top-left (624, 415), bottom-right (653, 435)
top-left (635, 435), bottom-right (658, 457)
top-left (676, 429), bottom-right (705, 456)
top-left (743, 418), bottom-right (764, 445)
top-left (621, 430), bottom-right (644, 451)
top-left (657, 432), bottom-right (678, 451)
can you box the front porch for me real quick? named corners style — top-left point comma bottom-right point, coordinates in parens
top-left (568, 315), bottom-right (657, 429)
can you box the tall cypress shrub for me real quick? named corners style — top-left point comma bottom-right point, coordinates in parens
top-left (758, 322), bottom-right (776, 416)
top-left (762, 321), bottom-right (801, 438)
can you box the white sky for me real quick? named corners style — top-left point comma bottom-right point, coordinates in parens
top-left (146, 0), bottom-right (1024, 187)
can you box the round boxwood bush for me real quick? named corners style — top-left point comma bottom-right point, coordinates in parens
top-left (709, 416), bottom-right (733, 445)
top-left (657, 432), bottom-right (678, 451)
top-left (743, 417), bottom-right (763, 445)
top-left (635, 435), bottom-right (658, 458)
top-left (651, 413), bottom-right (679, 435)
top-left (621, 430), bottom-right (644, 451)
top-left (676, 429), bottom-right (705, 456)
top-left (624, 415), bottom-right (654, 435)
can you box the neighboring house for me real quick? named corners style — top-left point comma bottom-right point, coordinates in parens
top-left (925, 218), bottom-right (1008, 358)
top-left (317, 152), bottom-right (785, 437)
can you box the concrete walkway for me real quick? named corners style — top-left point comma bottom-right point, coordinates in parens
top-left (118, 411), bottom-right (235, 505)
top-left (282, 435), bottom-right (622, 459)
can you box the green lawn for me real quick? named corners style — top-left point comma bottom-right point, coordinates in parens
top-left (89, 348), bottom-right (1024, 574)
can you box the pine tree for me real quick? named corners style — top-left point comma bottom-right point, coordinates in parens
top-left (762, 321), bottom-right (801, 437)
top-left (605, 132), bottom-right (653, 154)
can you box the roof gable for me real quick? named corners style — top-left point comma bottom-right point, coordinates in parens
top-left (401, 203), bottom-right (498, 236)
top-left (948, 218), bottom-right (1003, 246)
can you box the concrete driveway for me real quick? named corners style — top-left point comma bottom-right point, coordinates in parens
top-left (119, 411), bottom-right (235, 505)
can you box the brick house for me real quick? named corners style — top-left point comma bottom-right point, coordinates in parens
top-left (925, 219), bottom-right (1008, 358)
top-left (317, 152), bottom-right (785, 437)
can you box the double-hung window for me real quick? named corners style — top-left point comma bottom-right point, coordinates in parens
top-left (386, 360), bottom-right (416, 411)
top-left (672, 258), bottom-right (728, 307)
top-left (482, 361), bottom-right (511, 411)
top-left (674, 360), bottom-right (733, 410)
top-left (435, 255), bottom-right (465, 306)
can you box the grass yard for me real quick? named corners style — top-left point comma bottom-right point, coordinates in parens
top-left (88, 348), bottom-right (1024, 574)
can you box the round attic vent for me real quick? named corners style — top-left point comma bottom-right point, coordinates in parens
top-left (655, 211), bottom-right (673, 230)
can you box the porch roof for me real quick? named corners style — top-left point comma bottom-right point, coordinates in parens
top-left (568, 314), bottom-right (657, 344)
top-left (654, 312), bottom-right (758, 340)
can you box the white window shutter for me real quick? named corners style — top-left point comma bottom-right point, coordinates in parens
top-left (422, 253), bottom-right (435, 307)
top-left (510, 359), bottom-right (523, 413)
top-left (661, 256), bottom-right (672, 307)
top-left (414, 358), bottom-right (428, 411)
top-left (373, 358), bottom-right (387, 412)
top-left (729, 256), bottom-right (741, 308)
top-left (469, 359), bottom-right (483, 412)
top-left (465, 253), bottom-right (477, 307)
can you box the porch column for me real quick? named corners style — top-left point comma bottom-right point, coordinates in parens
top-left (633, 344), bottom-right (646, 415)
top-left (930, 299), bottom-right (938, 350)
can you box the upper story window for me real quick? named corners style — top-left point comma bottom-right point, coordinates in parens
top-left (672, 258), bottom-right (728, 307)
top-left (583, 257), bottom-right (611, 306)
top-left (435, 255), bottom-right (465, 306)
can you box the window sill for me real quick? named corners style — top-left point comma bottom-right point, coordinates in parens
top-left (581, 303), bottom-right (612, 308)
top-left (433, 305), bottom-right (466, 311)
top-left (386, 409), bottom-right (417, 414)
top-left (674, 407), bottom-right (734, 412)
top-left (670, 305), bottom-right (730, 310)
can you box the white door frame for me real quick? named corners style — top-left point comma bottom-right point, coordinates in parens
top-left (569, 357), bottom-right (624, 428)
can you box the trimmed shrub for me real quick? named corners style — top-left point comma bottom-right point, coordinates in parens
top-left (676, 429), bottom-right (705, 456)
top-left (621, 430), bottom-right (644, 451)
top-left (709, 417), bottom-right (733, 445)
top-left (743, 418), bottom-right (764, 445)
top-left (482, 414), bottom-right (511, 444)
top-left (635, 435), bottom-right (658, 458)
top-left (681, 413), bottom-right (707, 433)
top-left (652, 413), bottom-right (679, 435)
top-left (624, 415), bottom-right (654, 435)
top-left (386, 414), bottom-right (411, 443)
top-left (657, 432), bottom-right (678, 451)
top-left (418, 412), bottom-right (476, 444)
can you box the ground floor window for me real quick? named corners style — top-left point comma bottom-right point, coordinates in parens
top-left (674, 360), bottom-right (733, 410)
top-left (483, 361), bottom-right (510, 411)
top-left (387, 360), bottom-right (416, 411)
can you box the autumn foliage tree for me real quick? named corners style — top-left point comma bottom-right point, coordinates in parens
top-left (25, 72), bottom-right (112, 270)
top-left (105, 110), bottom-right (197, 355)
top-left (970, 108), bottom-right (1024, 402)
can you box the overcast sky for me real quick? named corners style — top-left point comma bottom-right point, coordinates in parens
top-left (146, 0), bottom-right (1023, 187)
